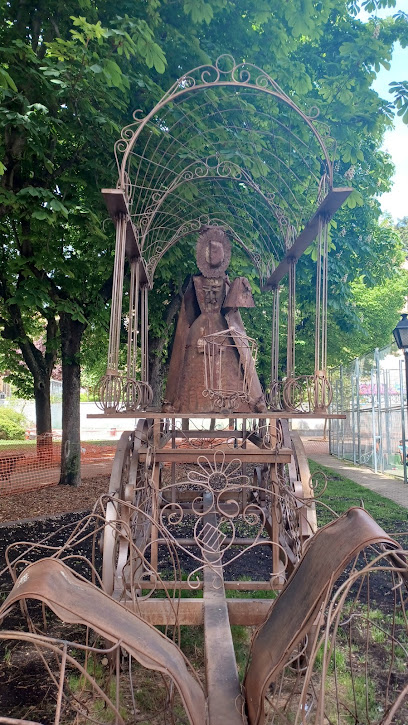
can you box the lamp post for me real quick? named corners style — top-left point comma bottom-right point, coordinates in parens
top-left (392, 313), bottom-right (408, 482)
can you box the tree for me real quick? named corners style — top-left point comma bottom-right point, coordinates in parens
top-left (1, 0), bottom-right (407, 483)
top-left (0, 1), bottom-right (171, 480)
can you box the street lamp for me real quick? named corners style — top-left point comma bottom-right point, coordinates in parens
top-left (392, 313), bottom-right (408, 399)
top-left (392, 313), bottom-right (408, 483)
top-left (392, 313), bottom-right (408, 350)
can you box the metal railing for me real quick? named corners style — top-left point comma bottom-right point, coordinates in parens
top-left (329, 343), bottom-right (407, 482)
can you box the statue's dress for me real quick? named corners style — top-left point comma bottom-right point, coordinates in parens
top-left (165, 275), bottom-right (263, 414)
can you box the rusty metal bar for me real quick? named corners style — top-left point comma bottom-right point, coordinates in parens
top-left (125, 580), bottom-right (278, 591)
top-left (123, 597), bottom-right (274, 626)
top-left (0, 559), bottom-right (207, 725)
top-left (202, 491), bottom-right (243, 724)
top-left (102, 188), bottom-right (149, 285)
top-left (244, 508), bottom-right (399, 725)
top-left (138, 447), bottom-right (292, 463)
top-left (87, 412), bottom-right (346, 419)
top-left (262, 188), bottom-right (353, 289)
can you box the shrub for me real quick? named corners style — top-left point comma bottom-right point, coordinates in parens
top-left (0, 408), bottom-right (27, 440)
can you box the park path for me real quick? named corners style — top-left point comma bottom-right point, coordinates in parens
top-left (301, 437), bottom-right (408, 511)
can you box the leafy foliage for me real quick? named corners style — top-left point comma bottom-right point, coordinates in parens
top-left (0, 0), bottom-right (407, 417)
top-left (0, 407), bottom-right (27, 440)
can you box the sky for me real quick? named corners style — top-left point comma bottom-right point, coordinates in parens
top-left (359, 3), bottom-right (408, 222)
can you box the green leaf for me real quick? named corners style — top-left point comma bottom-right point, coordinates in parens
top-left (0, 67), bottom-right (17, 91)
top-left (136, 37), bottom-right (166, 73)
top-left (345, 189), bottom-right (364, 209)
top-left (49, 199), bottom-right (69, 217)
top-left (32, 210), bottom-right (49, 220)
top-left (183, 0), bottom-right (214, 24)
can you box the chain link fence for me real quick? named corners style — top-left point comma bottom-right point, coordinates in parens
top-left (329, 343), bottom-right (408, 481)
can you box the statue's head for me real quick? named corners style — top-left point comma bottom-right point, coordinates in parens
top-left (196, 226), bottom-right (231, 278)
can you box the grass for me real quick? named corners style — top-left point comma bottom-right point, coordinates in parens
top-left (308, 459), bottom-right (408, 532)
top-left (0, 439), bottom-right (35, 446)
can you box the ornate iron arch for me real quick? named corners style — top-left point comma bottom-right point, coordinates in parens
top-left (99, 55), bottom-right (352, 412)
top-left (107, 55), bottom-right (343, 286)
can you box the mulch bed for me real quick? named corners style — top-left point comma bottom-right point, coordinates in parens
top-left (0, 475), bottom-right (110, 523)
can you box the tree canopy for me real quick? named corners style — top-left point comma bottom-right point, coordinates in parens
top-left (0, 0), bottom-right (407, 476)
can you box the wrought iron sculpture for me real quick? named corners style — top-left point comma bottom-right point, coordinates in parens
top-left (164, 226), bottom-right (265, 413)
top-left (94, 55), bottom-right (352, 414)
top-left (2, 56), bottom-right (405, 725)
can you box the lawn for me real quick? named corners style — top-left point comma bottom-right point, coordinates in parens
top-left (309, 458), bottom-right (408, 537)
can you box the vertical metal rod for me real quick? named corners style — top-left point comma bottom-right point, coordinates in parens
top-left (399, 358), bottom-right (407, 484)
top-left (141, 285), bottom-right (149, 383)
top-left (287, 259), bottom-right (296, 377)
top-left (321, 219), bottom-right (329, 373)
top-left (107, 214), bottom-right (127, 372)
top-left (271, 285), bottom-right (280, 383)
top-left (375, 348), bottom-right (383, 472)
top-left (335, 380), bottom-right (340, 457)
top-left (371, 367), bottom-right (378, 473)
top-left (384, 368), bottom-right (391, 471)
top-left (54, 644), bottom-right (68, 725)
top-left (340, 364), bottom-right (344, 460)
top-left (314, 217), bottom-right (322, 374)
top-left (127, 259), bottom-right (140, 380)
top-left (202, 491), bottom-right (242, 724)
top-left (356, 359), bottom-right (361, 464)
top-left (352, 370), bottom-right (356, 464)
top-left (328, 370), bottom-right (332, 453)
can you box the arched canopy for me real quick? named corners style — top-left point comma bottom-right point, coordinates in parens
top-left (105, 56), bottom-right (350, 287)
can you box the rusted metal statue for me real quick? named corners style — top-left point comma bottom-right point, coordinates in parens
top-left (1, 55), bottom-right (407, 725)
top-left (164, 225), bottom-right (266, 413)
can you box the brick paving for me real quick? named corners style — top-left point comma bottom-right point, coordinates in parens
top-left (301, 436), bottom-right (408, 510)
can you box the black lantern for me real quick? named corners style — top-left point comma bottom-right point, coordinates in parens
top-left (393, 313), bottom-right (408, 350)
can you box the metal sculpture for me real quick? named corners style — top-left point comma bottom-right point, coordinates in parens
top-left (164, 226), bottom-right (265, 413)
top-left (1, 56), bottom-right (407, 725)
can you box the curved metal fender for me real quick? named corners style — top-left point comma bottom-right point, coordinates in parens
top-left (0, 558), bottom-right (207, 725)
top-left (244, 507), bottom-right (402, 725)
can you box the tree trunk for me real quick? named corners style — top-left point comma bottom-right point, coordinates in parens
top-left (10, 314), bottom-right (58, 460)
top-left (34, 369), bottom-right (53, 460)
top-left (59, 313), bottom-right (85, 486)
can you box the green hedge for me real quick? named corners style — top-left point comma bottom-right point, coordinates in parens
top-left (0, 408), bottom-right (27, 440)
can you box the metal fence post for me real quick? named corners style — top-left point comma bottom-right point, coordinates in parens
top-left (399, 359), bottom-right (407, 484)
top-left (384, 368), bottom-right (391, 472)
top-left (328, 370), bottom-right (332, 454)
top-left (351, 373), bottom-right (356, 464)
top-left (375, 348), bottom-right (383, 472)
top-left (371, 367), bottom-right (377, 473)
top-left (335, 379), bottom-right (340, 457)
top-left (340, 365), bottom-right (344, 459)
top-left (356, 359), bottom-right (361, 464)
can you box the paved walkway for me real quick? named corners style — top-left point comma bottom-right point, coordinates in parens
top-left (301, 437), bottom-right (408, 510)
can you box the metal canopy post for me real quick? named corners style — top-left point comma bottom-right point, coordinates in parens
top-left (287, 258), bottom-right (296, 378)
top-left (270, 285), bottom-right (281, 409)
top-left (263, 188), bottom-right (352, 289)
top-left (141, 284), bottom-right (149, 386)
top-left (107, 214), bottom-right (127, 374)
top-left (202, 491), bottom-right (242, 724)
top-left (399, 358), bottom-right (407, 484)
top-left (127, 259), bottom-right (140, 381)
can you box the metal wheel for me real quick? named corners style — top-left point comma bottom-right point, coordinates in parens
top-left (101, 430), bottom-right (134, 596)
top-left (101, 421), bottom-right (152, 598)
top-left (289, 430), bottom-right (317, 538)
